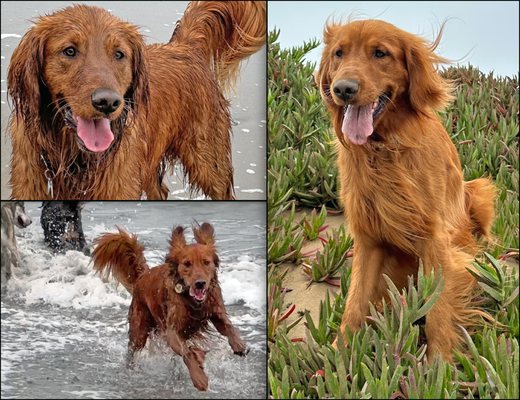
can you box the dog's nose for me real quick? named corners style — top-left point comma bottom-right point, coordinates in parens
top-left (333, 79), bottom-right (359, 101)
top-left (194, 280), bottom-right (206, 290)
top-left (91, 88), bottom-right (122, 115)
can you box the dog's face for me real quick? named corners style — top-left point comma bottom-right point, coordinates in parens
top-left (167, 223), bottom-right (219, 303)
top-left (317, 19), bottom-right (452, 145)
top-left (8, 5), bottom-right (149, 154)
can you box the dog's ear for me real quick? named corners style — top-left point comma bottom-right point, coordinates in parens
top-left (403, 27), bottom-right (453, 113)
top-left (317, 23), bottom-right (340, 107)
top-left (125, 26), bottom-right (150, 115)
top-left (166, 226), bottom-right (186, 267)
top-left (170, 226), bottom-right (186, 250)
top-left (7, 26), bottom-right (46, 125)
top-left (193, 222), bottom-right (215, 245)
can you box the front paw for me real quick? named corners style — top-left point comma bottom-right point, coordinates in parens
top-left (191, 371), bottom-right (209, 391)
top-left (232, 340), bottom-right (249, 356)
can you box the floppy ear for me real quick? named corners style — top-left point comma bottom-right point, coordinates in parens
top-left (125, 27), bottom-right (149, 115)
top-left (403, 32), bottom-right (453, 112)
top-left (317, 23), bottom-right (340, 107)
top-left (193, 222), bottom-right (215, 245)
top-left (7, 27), bottom-right (46, 125)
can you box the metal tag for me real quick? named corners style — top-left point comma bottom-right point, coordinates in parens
top-left (175, 283), bottom-right (184, 294)
top-left (47, 178), bottom-right (54, 198)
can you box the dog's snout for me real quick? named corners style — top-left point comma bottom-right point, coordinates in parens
top-left (194, 280), bottom-right (206, 290)
top-left (333, 79), bottom-right (359, 101)
top-left (91, 88), bottom-right (122, 115)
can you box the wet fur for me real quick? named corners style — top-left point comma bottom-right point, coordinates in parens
top-left (317, 19), bottom-right (496, 361)
top-left (7, 2), bottom-right (266, 200)
top-left (91, 223), bottom-right (247, 391)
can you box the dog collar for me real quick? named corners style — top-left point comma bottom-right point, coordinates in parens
top-left (174, 281), bottom-right (186, 294)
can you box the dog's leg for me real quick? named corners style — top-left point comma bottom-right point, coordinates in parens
top-left (164, 328), bottom-right (209, 391)
top-left (175, 124), bottom-right (235, 200)
top-left (334, 241), bottom-right (385, 347)
top-left (127, 298), bottom-right (153, 368)
top-left (211, 313), bottom-right (248, 356)
top-left (179, 152), bottom-right (234, 200)
top-left (419, 239), bottom-right (476, 361)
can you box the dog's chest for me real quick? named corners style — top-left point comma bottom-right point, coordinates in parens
top-left (170, 303), bottom-right (211, 339)
top-left (342, 148), bottom-right (430, 249)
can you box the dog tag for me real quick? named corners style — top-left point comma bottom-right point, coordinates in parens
top-left (47, 179), bottom-right (54, 198)
top-left (175, 283), bottom-right (184, 293)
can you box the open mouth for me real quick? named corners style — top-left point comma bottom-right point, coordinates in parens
top-left (189, 287), bottom-right (207, 303)
top-left (341, 91), bottom-right (391, 145)
top-left (62, 104), bottom-right (115, 153)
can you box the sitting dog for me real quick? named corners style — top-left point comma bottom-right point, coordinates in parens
top-left (1, 201), bottom-right (32, 292)
top-left (92, 222), bottom-right (247, 391)
top-left (40, 201), bottom-right (88, 254)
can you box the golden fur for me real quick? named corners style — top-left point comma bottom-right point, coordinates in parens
top-left (92, 223), bottom-right (247, 391)
top-left (7, 2), bottom-right (266, 200)
top-left (317, 19), bottom-right (495, 361)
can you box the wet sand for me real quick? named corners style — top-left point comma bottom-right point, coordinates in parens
top-left (0, 1), bottom-right (266, 200)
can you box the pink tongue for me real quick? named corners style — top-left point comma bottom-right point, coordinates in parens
top-left (192, 288), bottom-right (206, 300)
top-left (76, 116), bottom-right (114, 152)
top-left (341, 104), bottom-right (374, 145)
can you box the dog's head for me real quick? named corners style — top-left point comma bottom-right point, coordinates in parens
top-left (317, 19), bottom-right (452, 146)
top-left (165, 223), bottom-right (219, 303)
top-left (7, 5), bottom-right (149, 154)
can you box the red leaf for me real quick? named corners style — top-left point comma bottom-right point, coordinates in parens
top-left (279, 304), bottom-right (296, 322)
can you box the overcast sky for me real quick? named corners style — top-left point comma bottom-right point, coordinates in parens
top-left (268, 1), bottom-right (519, 77)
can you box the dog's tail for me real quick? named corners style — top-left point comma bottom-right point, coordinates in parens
top-left (92, 227), bottom-right (149, 294)
top-left (171, 1), bottom-right (266, 90)
top-left (464, 178), bottom-right (496, 239)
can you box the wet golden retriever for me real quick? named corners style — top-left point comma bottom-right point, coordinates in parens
top-left (92, 223), bottom-right (247, 390)
top-left (8, 2), bottom-right (266, 199)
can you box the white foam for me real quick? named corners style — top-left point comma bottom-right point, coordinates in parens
top-left (7, 215), bottom-right (265, 315)
top-left (220, 255), bottom-right (265, 314)
top-left (1, 33), bottom-right (21, 39)
top-left (240, 189), bottom-right (264, 194)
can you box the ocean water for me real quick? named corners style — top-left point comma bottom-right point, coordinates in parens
top-left (1, 202), bottom-right (266, 399)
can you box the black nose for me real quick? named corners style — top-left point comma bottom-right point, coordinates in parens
top-left (194, 280), bottom-right (206, 289)
top-left (91, 88), bottom-right (122, 115)
top-left (333, 79), bottom-right (359, 101)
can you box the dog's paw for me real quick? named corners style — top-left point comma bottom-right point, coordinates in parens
top-left (233, 345), bottom-right (250, 357)
top-left (190, 370), bottom-right (209, 391)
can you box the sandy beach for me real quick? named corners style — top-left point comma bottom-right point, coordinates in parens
top-left (281, 211), bottom-right (348, 339)
top-left (0, 1), bottom-right (266, 200)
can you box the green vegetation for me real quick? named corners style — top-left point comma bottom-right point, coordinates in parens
top-left (268, 29), bottom-right (519, 399)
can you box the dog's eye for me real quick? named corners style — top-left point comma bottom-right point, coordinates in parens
top-left (203, 259), bottom-right (210, 266)
top-left (374, 49), bottom-right (387, 58)
top-left (63, 46), bottom-right (77, 57)
top-left (114, 50), bottom-right (125, 60)
top-left (334, 49), bottom-right (343, 58)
